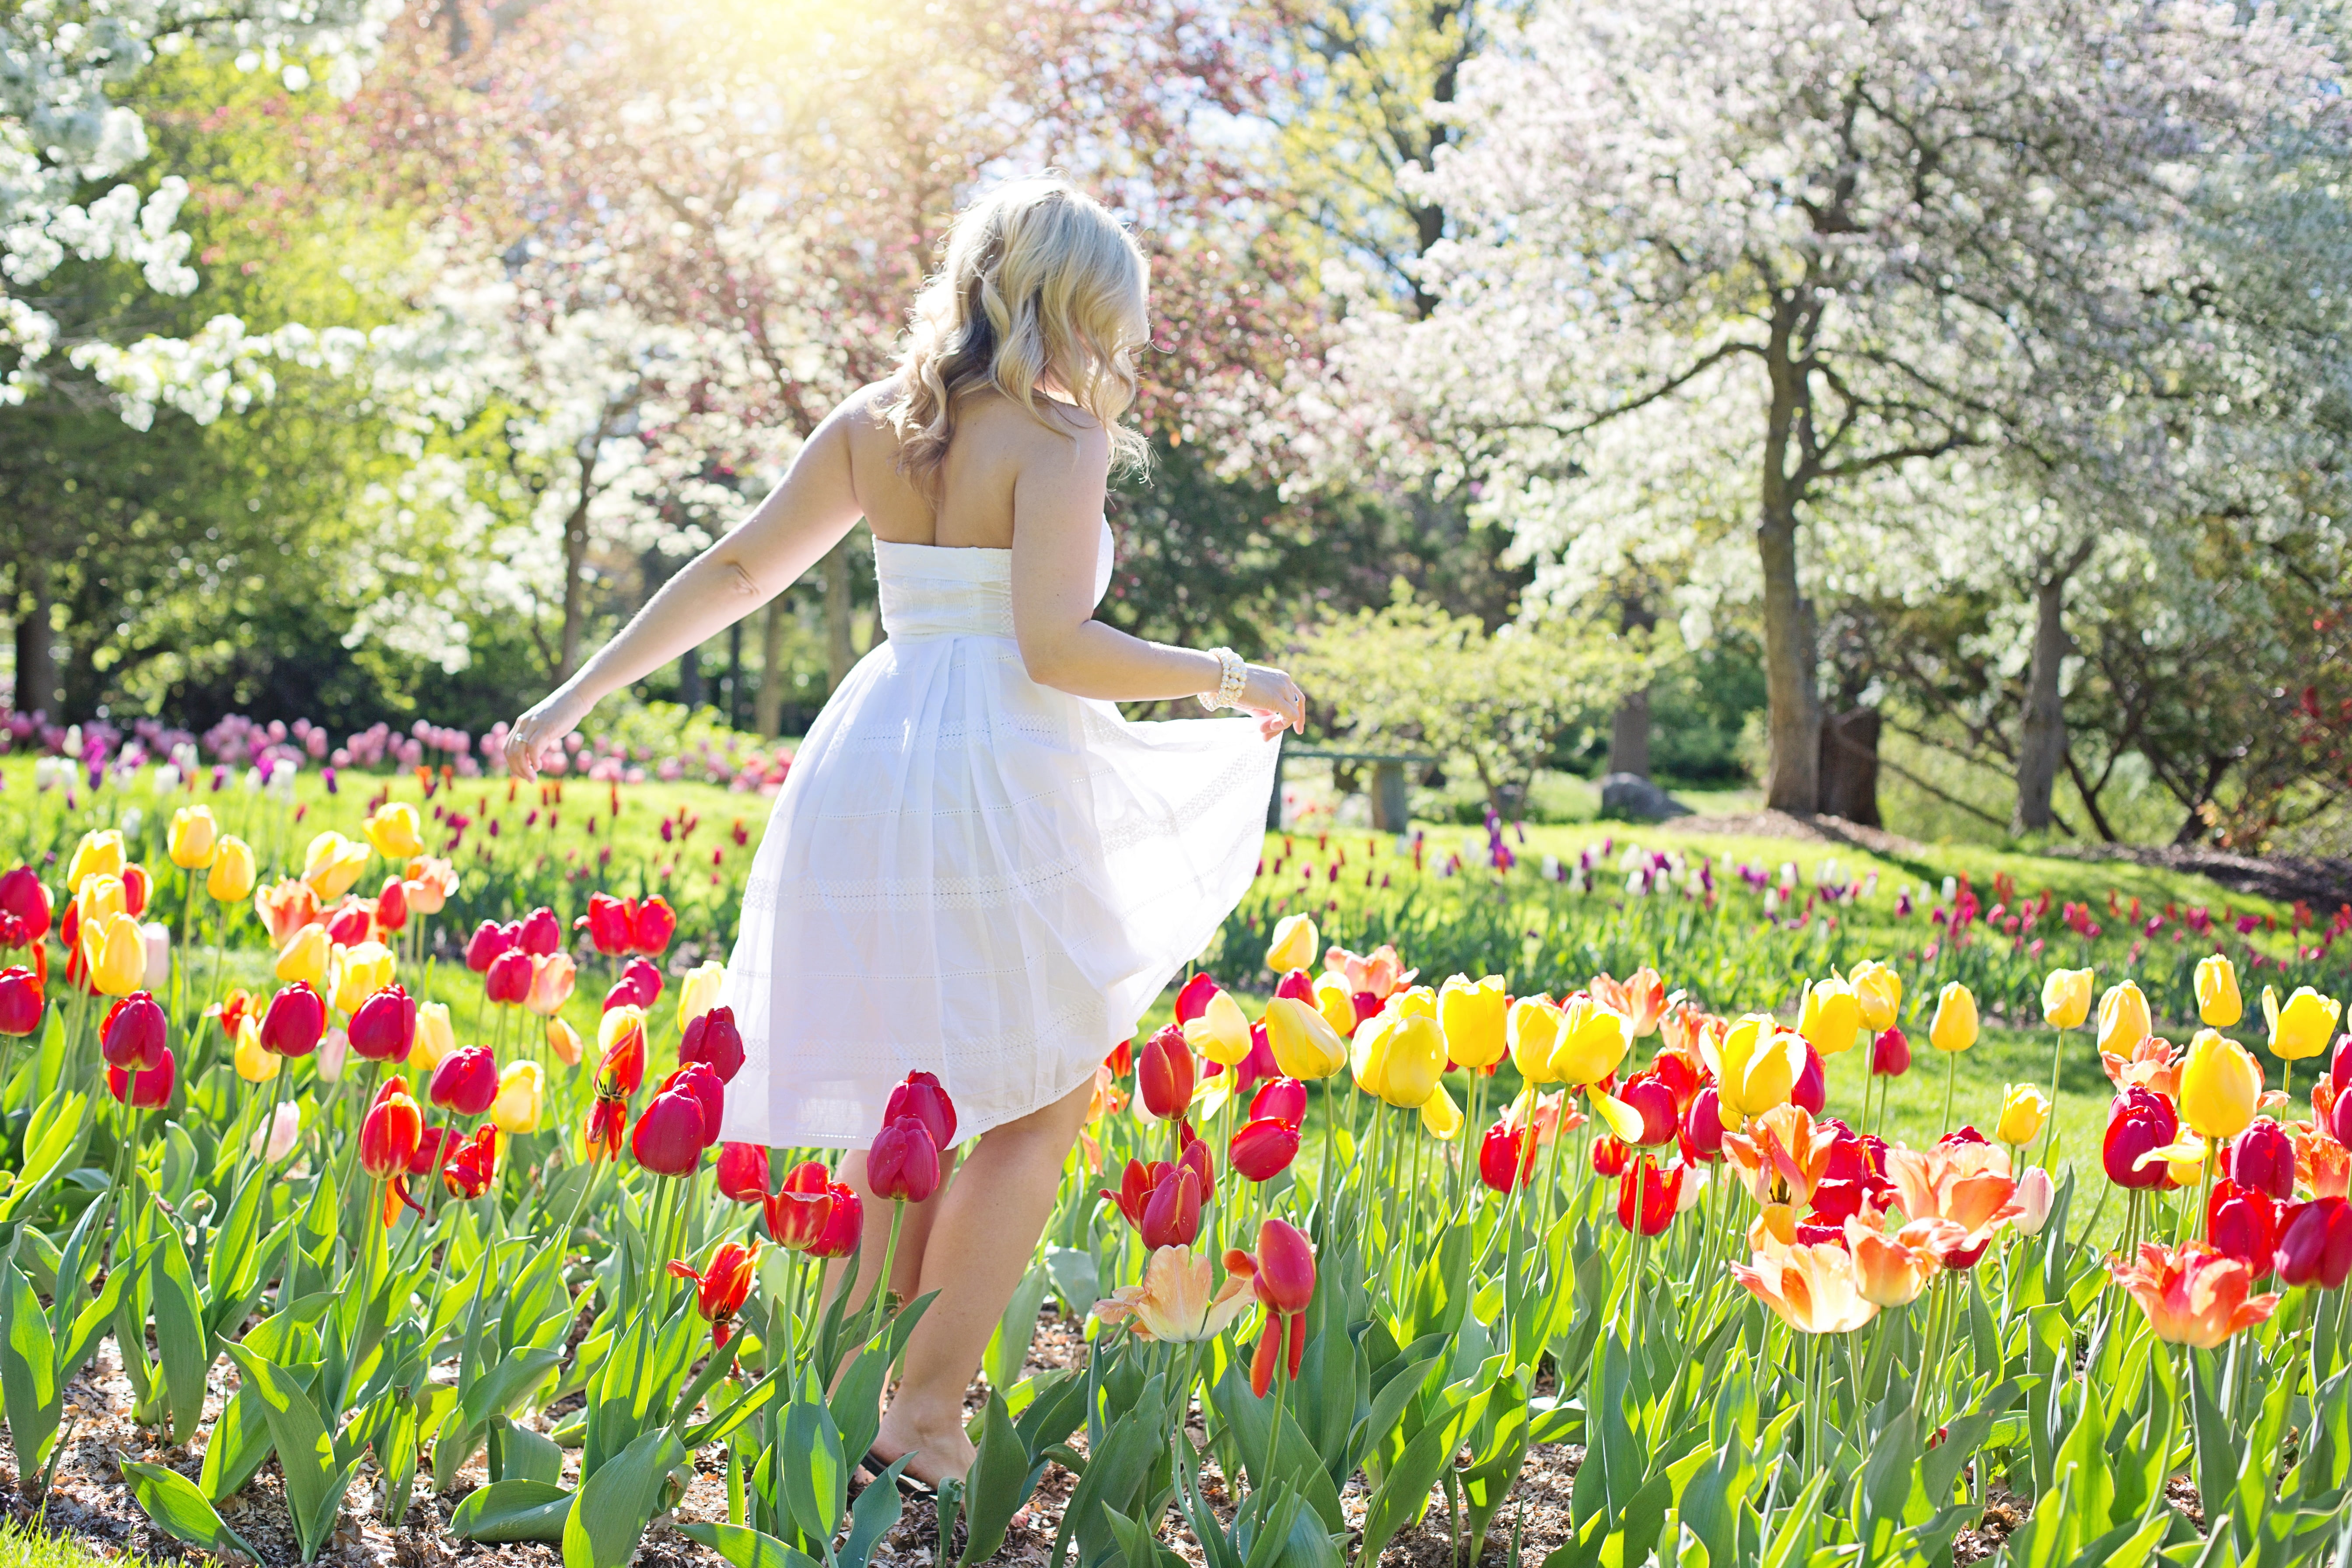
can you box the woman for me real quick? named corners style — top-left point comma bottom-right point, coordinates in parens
top-left (504, 178), bottom-right (1301, 1486)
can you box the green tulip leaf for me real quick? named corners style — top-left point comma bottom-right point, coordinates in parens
top-left (122, 1458), bottom-right (265, 1563)
top-left (450, 1478), bottom-right (575, 1542)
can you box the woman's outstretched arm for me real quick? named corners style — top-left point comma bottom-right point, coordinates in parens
top-left (504, 402), bottom-right (866, 780)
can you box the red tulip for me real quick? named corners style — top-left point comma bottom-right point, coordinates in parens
top-left (484, 948), bottom-right (533, 1005)
top-left (441, 1125), bottom-right (500, 1199)
top-left (373, 875), bottom-right (409, 933)
top-left (661, 1062), bottom-right (725, 1146)
top-left (429, 1046), bottom-right (499, 1116)
top-left (410, 1125), bottom-right (454, 1177)
top-left (2331, 1033), bottom-right (2352, 1094)
top-left (101, 991), bottom-right (168, 1072)
top-left (1248, 1078), bottom-right (1307, 1130)
top-left (1104, 1039), bottom-right (1133, 1077)
top-left (1592, 1136), bottom-right (1630, 1178)
top-left (809, 1181), bottom-right (863, 1258)
top-left (324, 901), bottom-right (372, 948)
top-left (2206, 1179), bottom-right (2278, 1280)
top-left (1230, 1218), bottom-right (1316, 1396)
top-left (1870, 1026), bottom-right (1911, 1078)
top-left (1177, 1119), bottom-right (1217, 1198)
top-left (2104, 1088), bottom-right (2179, 1191)
top-left (517, 905), bottom-right (562, 956)
top-left (1617, 1072), bottom-right (1679, 1148)
top-left (1351, 991), bottom-right (1382, 1025)
top-left (668, 1238), bottom-right (760, 1347)
top-left (598, 1015), bottom-right (648, 1097)
top-left (2334, 1088), bottom-right (2352, 1153)
top-left (632, 895), bottom-right (678, 956)
top-left (1616, 1156), bottom-right (1683, 1237)
top-left (0, 966), bottom-right (42, 1036)
top-left (1141, 1164), bottom-right (1203, 1248)
top-left (1230, 1117), bottom-right (1301, 1183)
top-left (604, 955), bottom-right (663, 1012)
top-left (631, 1090), bottom-right (708, 1175)
top-left (2229, 1120), bottom-right (2296, 1201)
top-left (1650, 1050), bottom-right (1702, 1112)
top-left (360, 1077), bottom-right (424, 1179)
top-left (1138, 1023), bottom-right (1195, 1121)
top-left (583, 1094), bottom-right (629, 1163)
top-left (1274, 969), bottom-right (1316, 1004)
top-left (2276, 1196), bottom-right (2352, 1288)
top-left (121, 864), bottom-right (150, 918)
top-left (679, 1006), bottom-right (745, 1082)
top-left (1790, 1044), bottom-right (1826, 1116)
top-left (463, 919), bottom-right (517, 973)
top-left (1478, 1121), bottom-right (1531, 1194)
top-left (884, 1070), bottom-right (958, 1148)
top-left (106, 1046), bottom-right (175, 1108)
top-left (1684, 1086), bottom-right (1726, 1160)
top-left (1230, 1022), bottom-right (1280, 1096)
top-left (717, 1141), bottom-right (770, 1203)
top-left (583, 892), bottom-right (635, 956)
top-left (260, 981), bottom-right (327, 1057)
top-left (347, 983), bottom-right (416, 1063)
top-left (765, 1159), bottom-right (834, 1248)
top-left (0, 867), bottom-right (52, 944)
top-left (1174, 972), bottom-right (1218, 1024)
top-left (869, 1113), bottom-right (942, 1202)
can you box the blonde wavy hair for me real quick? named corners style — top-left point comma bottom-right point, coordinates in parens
top-left (885, 177), bottom-right (1151, 493)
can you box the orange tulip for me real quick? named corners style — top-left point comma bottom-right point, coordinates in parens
top-left (2107, 1241), bottom-right (2281, 1349)
top-left (1719, 1102), bottom-right (1835, 1209)
top-left (1882, 1141), bottom-right (2022, 1268)
top-left (1589, 969), bottom-right (1667, 1039)
top-left (255, 879), bottom-right (321, 946)
top-left (1729, 1239), bottom-right (1877, 1334)
top-left (1843, 1219), bottom-right (1938, 1307)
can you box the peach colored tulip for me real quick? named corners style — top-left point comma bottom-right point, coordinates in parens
top-left (1883, 1141), bottom-right (2022, 1266)
top-left (1730, 1239), bottom-right (1877, 1334)
top-left (2108, 1241), bottom-right (2281, 1349)
top-left (1091, 1244), bottom-right (1255, 1343)
top-left (1844, 1218), bottom-right (1937, 1307)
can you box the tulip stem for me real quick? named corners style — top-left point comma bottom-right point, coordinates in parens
top-left (1939, 1050), bottom-right (1956, 1138)
top-left (864, 1198), bottom-right (907, 1360)
top-left (2036, 1026), bottom-right (2066, 1172)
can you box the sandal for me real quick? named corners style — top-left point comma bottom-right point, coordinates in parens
top-left (862, 1446), bottom-right (934, 1499)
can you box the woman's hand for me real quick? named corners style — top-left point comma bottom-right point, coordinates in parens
top-left (504, 686), bottom-right (594, 782)
top-left (1237, 664), bottom-right (1305, 741)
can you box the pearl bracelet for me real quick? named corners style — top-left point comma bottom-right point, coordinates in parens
top-left (1197, 647), bottom-right (1245, 710)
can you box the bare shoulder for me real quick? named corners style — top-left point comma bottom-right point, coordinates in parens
top-left (962, 390), bottom-right (1110, 475)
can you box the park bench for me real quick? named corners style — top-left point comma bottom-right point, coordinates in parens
top-left (1269, 742), bottom-right (1437, 831)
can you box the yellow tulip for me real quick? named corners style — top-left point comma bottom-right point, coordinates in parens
top-left (1264, 997), bottom-right (1348, 1080)
top-left (1265, 913), bottom-right (1319, 975)
top-left (301, 831), bottom-right (371, 901)
top-left (2263, 984), bottom-right (2341, 1062)
top-left (1355, 1012), bottom-right (1447, 1108)
top-left (598, 1004), bottom-right (647, 1057)
top-left (167, 805), bottom-right (219, 870)
top-left (1419, 1081), bottom-right (1463, 1141)
top-left (1929, 983), bottom-right (1979, 1054)
top-left (1437, 975), bottom-right (1509, 1071)
top-left (1848, 960), bottom-right (1902, 1033)
top-left (80, 910), bottom-right (147, 997)
top-left (678, 960), bottom-right (726, 1029)
top-left (2194, 954), bottom-right (2243, 1029)
top-left (275, 924), bottom-right (331, 987)
top-left (2040, 968), bottom-right (2093, 1031)
top-left (1182, 990), bottom-right (1255, 1068)
top-left (207, 836), bottom-right (257, 903)
top-left (67, 829), bottom-right (126, 892)
top-left (1391, 986), bottom-right (1437, 1022)
top-left (2096, 981), bottom-right (2150, 1056)
top-left (1995, 1083), bottom-right (2051, 1147)
top-left (362, 802), bottom-right (424, 861)
top-left (1797, 975), bottom-right (1862, 1057)
top-left (74, 874), bottom-right (127, 929)
top-left (329, 940), bottom-right (396, 1014)
top-left (1548, 996), bottom-right (1632, 1086)
top-left (409, 1001), bottom-right (456, 1071)
top-left (1311, 972), bottom-right (1360, 1040)
top-left (1712, 1013), bottom-right (1805, 1126)
top-left (491, 1061), bottom-right (546, 1134)
top-left (1508, 997), bottom-right (1564, 1084)
top-left (234, 1017), bottom-right (280, 1082)
top-left (2180, 1029), bottom-right (2261, 1140)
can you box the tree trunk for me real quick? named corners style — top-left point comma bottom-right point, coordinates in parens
top-left (1606, 594), bottom-right (1657, 777)
top-left (725, 620), bottom-right (744, 728)
top-left (11, 560), bottom-right (57, 720)
top-left (823, 538), bottom-right (855, 693)
top-left (755, 598), bottom-right (786, 737)
top-left (1817, 707), bottom-right (1882, 826)
top-left (679, 644), bottom-right (704, 709)
top-left (2012, 568), bottom-right (2074, 833)
top-left (1757, 502), bottom-right (1820, 812)
top-left (557, 490), bottom-right (591, 682)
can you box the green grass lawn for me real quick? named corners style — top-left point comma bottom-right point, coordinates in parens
top-left (0, 1519), bottom-right (143, 1568)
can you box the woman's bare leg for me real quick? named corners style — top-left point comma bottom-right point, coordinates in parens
top-left (871, 1077), bottom-right (1094, 1484)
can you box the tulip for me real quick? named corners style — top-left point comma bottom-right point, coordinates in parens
top-left (330, 941), bottom-right (396, 1015)
top-left (0, 867), bottom-right (53, 944)
top-left (1616, 1155), bottom-right (1684, 1236)
top-left (623, 893), bottom-right (674, 956)
top-left (598, 1005), bottom-right (648, 1090)
top-left (524, 952), bottom-right (576, 1016)
top-left (1138, 1023), bottom-right (1196, 1120)
top-left (766, 1161), bottom-right (837, 1249)
top-left (1929, 983), bottom-right (1978, 1054)
top-left (2180, 1029), bottom-right (2261, 1141)
top-left (81, 910), bottom-right (146, 997)
top-left (868, 1113), bottom-right (942, 1201)
top-left (1617, 1073), bottom-right (1679, 1148)
top-left (274, 924), bottom-right (330, 988)
top-left (1183, 989), bottom-right (1254, 1068)
top-left (717, 1142), bottom-right (770, 1203)
top-left (1311, 972), bottom-right (1360, 1041)
top-left (668, 1239), bottom-right (762, 1348)
top-left (605, 956), bottom-right (662, 1012)
top-left (2229, 1118), bottom-right (2296, 1201)
top-left (1995, 1083), bottom-right (2051, 1148)
top-left (2275, 1197), bottom-right (2352, 1289)
top-left (630, 1089), bottom-right (707, 1175)
top-left (1265, 913), bottom-right (1319, 974)
top-left (1478, 1120), bottom-right (1533, 1193)
top-left (1797, 976), bottom-right (1861, 1057)
top-left (2206, 1180), bottom-right (2278, 1279)
top-left (483, 1059), bottom-right (539, 1134)
top-left (581, 892), bottom-right (636, 956)
top-left (1507, 996), bottom-right (1564, 1084)
top-left (883, 1070), bottom-right (957, 1148)
top-left (301, 832), bottom-right (371, 901)
top-left (206, 836), bottom-right (257, 903)
top-left (1091, 1245), bottom-right (1256, 1344)
top-left (1419, 1082), bottom-right (1463, 1140)
top-left (363, 802), bottom-right (424, 861)
top-left (1274, 968), bottom-right (1316, 1005)
top-left (1712, 1014), bottom-right (1805, 1127)
top-left (2103, 1088), bottom-right (2179, 1190)
top-left (547, 1015), bottom-right (584, 1067)
top-left (464, 919), bottom-right (518, 973)
top-left (430, 1046), bottom-right (499, 1116)
top-left (808, 1181), bottom-right (863, 1258)
top-left (2096, 981), bottom-right (2152, 1057)
top-left (1729, 1241), bottom-right (1877, 1334)
top-left (346, 983), bottom-right (416, 1063)
top-left (0, 967), bottom-right (42, 1036)
top-left (107, 1046), bottom-right (175, 1108)
top-left (1790, 1044), bottom-right (1826, 1116)
top-left (360, 1076), bottom-right (424, 1176)
top-left (409, 1001), bottom-right (457, 1071)
top-left (1227, 1218), bottom-right (1316, 1396)
top-left (67, 829), bottom-right (126, 891)
top-left (167, 805), bottom-right (219, 870)
top-left (1353, 1012), bottom-right (1447, 1109)
top-left (1869, 1026), bottom-right (1910, 1078)
top-left (1848, 959), bottom-right (1902, 1032)
top-left (1263, 997), bottom-right (1347, 1081)
top-left (679, 1006), bottom-right (746, 1083)
top-left (1684, 1087), bottom-right (1726, 1159)
top-left (234, 1019), bottom-right (280, 1082)
top-left (250, 1100), bottom-right (301, 1163)
top-left (261, 981), bottom-right (327, 1057)
top-left (512, 905), bottom-right (559, 957)
top-left (2013, 1167), bottom-right (2056, 1236)
top-left (1845, 1220), bottom-right (1935, 1307)
top-left (1436, 974), bottom-right (1509, 1071)
top-left (2195, 954), bottom-right (2243, 1028)
top-left (371, 875), bottom-right (409, 935)
top-left (484, 948), bottom-right (533, 1006)
top-left (1549, 997), bottom-right (1632, 1086)
top-left (74, 874), bottom-right (126, 930)
top-left (677, 960), bottom-right (725, 1026)
top-left (1249, 1079), bottom-right (1308, 1130)
top-left (2265, 986), bottom-right (2341, 1065)
top-left (1230, 1116), bottom-right (1301, 1182)
top-left (2108, 1241), bottom-right (2281, 1348)
top-left (101, 992), bottom-right (169, 1072)
top-left (441, 1125), bottom-right (500, 1199)
top-left (2040, 968), bottom-right (2093, 1030)
top-left (663, 1061), bottom-right (726, 1145)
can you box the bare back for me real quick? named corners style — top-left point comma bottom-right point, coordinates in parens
top-left (842, 380), bottom-right (1107, 551)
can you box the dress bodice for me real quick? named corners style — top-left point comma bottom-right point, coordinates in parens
top-left (874, 518), bottom-right (1113, 640)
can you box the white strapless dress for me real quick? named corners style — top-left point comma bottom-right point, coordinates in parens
top-left (714, 520), bottom-right (1278, 1150)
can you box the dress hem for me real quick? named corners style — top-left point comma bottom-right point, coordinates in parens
top-left (744, 1053), bottom-right (1106, 1154)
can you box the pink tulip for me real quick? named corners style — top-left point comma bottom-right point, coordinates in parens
top-left (630, 1090), bottom-right (706, 1175)
top-left (429, 1046), bottom-right (499, 1116)
top-left (101, 991), bottom-right (169, 1072)
top-left (680, 1006), bottom-right (745, 1082)
top-left (868, 1114), bottom-right (942, 1202)
top-left (347, 984), bottom-right (416, 1063)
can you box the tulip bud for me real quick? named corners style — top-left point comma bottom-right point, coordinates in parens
top-left (484, 948), bottom-right (533, 1005)
top-left (1438, 974), bottom-right (1509, 1071)
top-left (1310, 972), bottom-right (1359, 1041)
top-left (373, 875), bottom-right (409, 933)
top-left (630, 1089), bottom-right (707, 1175)
top-left (2013, 1167), bottom-right (2056, 1236)
top-left (1797, 976), bottom-right (1861, 1057)
top-left (2181, 1029), bottom-right (2261, 1141)
top-left (2275, 1197), bottom-right (2352, 1289)
top-left (583, 892), bottom-right (636, 956)
top-left (1478, 1121), bottom-right (1530, 1193)
top-left (1263, 997), bottom-right (1347, 1082)
top-left (547, 1014), bottom-right (584, 1066)
top-left (1929, 984), bottom-right (1978, 1054)
top-left (83, 910), bottom-right (148, 997)
top-left (1230, 1117), bottom-right (1301, 1182)
top-left (359, 1079), bottom-right (425, 1177)
top-left (1265, 913), bottom-right (1319, 974)
top-left (631, 895), bottom-right (677, 956)
top-left (1617, 1073), bottom-right (1679, 1148)
top-left (1274, 968), bottom-right (1316, 1006)
top-left (1848, 960), bottom-right (1902, 1033)
top-left (868, 1113), bottom-right (942, 1202)
top-left (2206, 1179), bottom-right (2278, 1278)
top-left (1140, 1164), bottom-right (1202, 1248)
top-left (107, 1046), bottom-right (175, 1108)
top-left (1508, 996), bottom-right (1564, 1084)
top-left (410, 1000), bottom-right (457, 1071)
top-left (1615, 1155), bottom-right (1682, 1237)
top-left (2265, 985), bottom-right (2342, 1063)
top-left (430, 1046), bottom-right (500, 1116)
top-left (2096, 981), bottom-right (2151, 1057)
top-left (679, 1005), bottom-right (746, 1083)
top-left (234, 1018), bottom-right (280, 1082)
top-left (1183, 989), bottom-right (1254, 1068)
top-left (1138, 1023), bottom-right (1196, 1120)
top-left (302, 831), bottom-right (371, 901)
top-left (2224, 1117), bottom-right (2294, 1200)
top-left (1790, 1043), bottom-right (1826, 1116)
top-left (101, 991), bottom-right (169, 1072)
top-left (663, 1061), bottom-right (726, 1146)
top-left (348, 983), bottom-right (417, 1063)
top-left (882, 1070), bottom-right (958, 1148)
top-left (1993, 1082), bottom-right (2050, 1148)
top-left (717, 1141), bottom-right (770, 1203)
top-left (1248, 1078), bottom-right (1307, 1130)
top-left (2195, 954), bottom-right (2242, 1028)
top-left (274, 924), bottom-right (330, 989)
top-left (1870, 1026), bottom-right (1911, 1078)
top-left (464, 919), bottom-right (516, 973)
top-left (206, 836), bottom-right (257, 903)
top-left (260, 981), bottom-right (327, 1057)
top-left (68, 830), bottom-right (126, 891)
top-left (1683, 1086), bottom-right (1726, 1160)
top-left (0, 967), bottom-right (42, 1037)
top-left (1174, 973), bottom-right (1218, 1024)
top-left (515, 905), bottom-right (561, 957)
top-left (765, 1160), bottom-right (836, 1249)
top-left (2040, 967), bottom-right (2093, 1030)
top-left (167, 805), bottom-right (219, 870)
top-left (2102, 1087), bottom-right (2179, 1191)
top-left (1250, 1218), bottom-right (1317, 1313)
